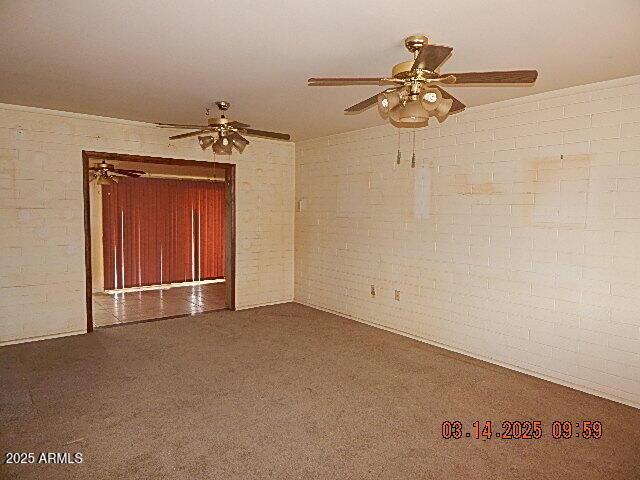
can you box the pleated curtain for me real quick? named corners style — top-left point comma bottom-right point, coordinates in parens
top-left (101, 177), bottom-right (224, 290)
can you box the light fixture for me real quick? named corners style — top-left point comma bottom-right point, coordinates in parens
top-left (419, 87), bottom-right (442, 112)
top-left (384, 85), bottom-right (453, 127)
top-left (198, 130), bottom-right (251, 155)
top-left (95, 173), bottom-right (118, 185)
top-left (377, 88), bottom-right (404, 118)
top-left (212, 136), bottom-right (233, 155)
top-left (433, 98), bottom-right (454, 123)
top-left (389, 97), bottom-right (429, 128)
top-left (419, 84), bottom-right (453, 122)
top-left (198, 135), bottom-right (215, 150)
top-left (229, 132), bottom-right (249, 153)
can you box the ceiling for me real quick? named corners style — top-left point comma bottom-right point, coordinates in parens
top-left (1, 1), bottom-right (639, 140)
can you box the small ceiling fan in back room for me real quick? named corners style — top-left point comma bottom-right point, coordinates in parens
top-left (308, 34), bottom-right (538, 128)
top-left (157, 101), bottom-right (290, 155)
top-left (89, 161), bottom-right (146, 185)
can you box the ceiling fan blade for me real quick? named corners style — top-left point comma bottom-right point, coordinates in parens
top-left (435, 87), bottom-right (466, 114)
top-left (433, 75), bottom-right (457, 84)
top-left (157, 123), bottom-right (211, 129)
top-left (114, 171), bottom-right (141, 177)
top-left (169, 129), bottom-right (209, 140)
top-left (447, 70), bottom-right (538, 84)
top-left (113, 168), bottom-right (145, 175)
top-left (412, 45), bottom-right (453, 71)
top-left (241, 128), bottom-right (290, 141)
top-left (88, 166), bottom-right (101, 171)
top-left (344, 90), bottom-right (395, 114)
top-left (309, 77), bottom-right (402, 86)
top-left (228, 121), bottom-right (250, 128)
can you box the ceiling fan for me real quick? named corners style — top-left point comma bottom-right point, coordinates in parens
top-left (89, 161), bottom-right (146, 185)
top-left (157, 101), bottom-right (291, 155)
top-left (309, 35), bottom-right (538, 128)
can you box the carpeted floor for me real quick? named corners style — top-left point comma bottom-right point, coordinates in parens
top-left (1, 303), bottom-right (638, 479)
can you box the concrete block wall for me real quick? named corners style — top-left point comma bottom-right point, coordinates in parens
top-left (0, 103), bottom-right (294, 345)
top-left (295, 75), bottom-right (640, 407)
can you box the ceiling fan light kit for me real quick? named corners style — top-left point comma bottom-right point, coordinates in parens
top-left (157, 101), bottom-right (290, 156)
top-left (309, 34), bottom-right (538, 128)
top-left (96, 175), bottom-right (118, 185)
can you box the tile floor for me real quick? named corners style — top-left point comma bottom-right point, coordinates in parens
top-left (92, 281), bottom-right (226, 327)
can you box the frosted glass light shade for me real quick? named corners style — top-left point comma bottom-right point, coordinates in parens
top-left (420, 87), bottom-right (442, 112)
top-left (198, 136), bottom-right (215, 150)
top-left (389, 98), bottom-right (429, 127)
top-left (434, 98), bottom-right (454, 123)
top-left (230, 133), bottom-right (249, 153)
top-left (377, 89), bottom-right (403, 119)
top-left (212, 137), bottom-right (232, 155)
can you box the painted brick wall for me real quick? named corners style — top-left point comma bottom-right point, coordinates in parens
top-left (0, 104), bottom-right (294, 345)
top-left (295, 75), bottom-right (640, 407)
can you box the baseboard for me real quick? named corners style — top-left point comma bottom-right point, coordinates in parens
top-left (236, 298), bottom-right (294, 311)
top-left (0, 329), bottom-right (86, 347)
top-left (295, 300), bottom-right (640, 410)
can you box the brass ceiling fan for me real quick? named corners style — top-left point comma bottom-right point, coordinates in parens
top-left (309, 35), bottom-right (538, 127)
top-left (89, 161), bottom-right (146, 185)
top-left (157, 101), bottom-right (290, 155)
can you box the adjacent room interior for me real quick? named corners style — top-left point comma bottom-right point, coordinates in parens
top-left (87, 153), bottom-right (233, 327)
top-left (1, 1), bottom-right (639, 479)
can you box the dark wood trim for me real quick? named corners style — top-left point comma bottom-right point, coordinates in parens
top-left (84, 151), bottom-right (234, 171)
top-left (96, 307), bottom-right (227, 329)
top-left (224, 165), bottom-right (236, 310)
top-left (82, 151), bottom-right (94, 333)
top-left (82, 151), bottom-right (237, 331)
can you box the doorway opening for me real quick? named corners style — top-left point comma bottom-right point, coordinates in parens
top-left (82, 152), bottom-right (236, 330)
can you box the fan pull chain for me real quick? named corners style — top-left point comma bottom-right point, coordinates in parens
top-left (396, 130), bottom-right (402, 165)
top-left (411, 130), bottom-right (416, 168)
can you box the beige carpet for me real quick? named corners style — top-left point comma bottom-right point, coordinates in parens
top-left (1, 303), bottom-right (638, 479)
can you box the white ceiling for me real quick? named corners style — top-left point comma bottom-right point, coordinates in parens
top-left (1, 1), bottom-right (639, 140)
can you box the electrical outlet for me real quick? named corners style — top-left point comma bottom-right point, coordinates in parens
top-left (370, 285), bottom-right (376, 297)
top-left (394, 290), bottom-right (400, 301)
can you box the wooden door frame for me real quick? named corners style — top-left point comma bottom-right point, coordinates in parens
top-left (82, 151), bottom-right (236, 332)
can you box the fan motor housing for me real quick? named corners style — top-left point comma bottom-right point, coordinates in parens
top-left (208, 117), bottom-right (230, 126)
top-left (392, 60), bottom-right (416, 79)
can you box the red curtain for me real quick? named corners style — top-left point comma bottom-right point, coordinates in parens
top-left (102, 177), bottom-right (224, 290)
